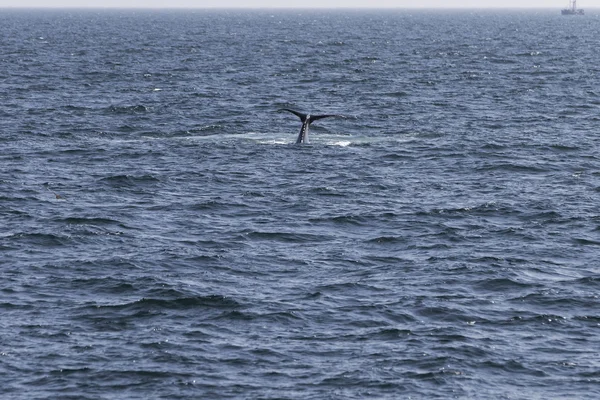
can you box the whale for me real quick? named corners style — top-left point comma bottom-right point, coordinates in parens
top-left (279, 108), bottom-right (345, 144)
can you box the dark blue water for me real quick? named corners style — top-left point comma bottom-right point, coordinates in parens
top-left (2, 8), bottom-right (600, 399)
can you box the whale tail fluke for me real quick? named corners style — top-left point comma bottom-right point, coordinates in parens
top-left (279, 108), bottom-right (346, 122)
top-left (279, 108), bottom-right (346, 144)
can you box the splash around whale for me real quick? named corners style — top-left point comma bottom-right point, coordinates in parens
top-left (279, 108), bottom-right (347, 144)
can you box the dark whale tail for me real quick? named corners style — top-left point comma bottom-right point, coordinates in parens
top-left (279, 108), bottom-right (345, 144)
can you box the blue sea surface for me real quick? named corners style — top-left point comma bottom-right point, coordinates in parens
top-left (1, 8), bottom-right (600, 399)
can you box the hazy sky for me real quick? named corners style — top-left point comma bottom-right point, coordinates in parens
top-left (0, 0), bottom-right (595, 9)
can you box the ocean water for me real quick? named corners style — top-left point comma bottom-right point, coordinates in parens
top-left (1, 8), bottom-right (600, 399)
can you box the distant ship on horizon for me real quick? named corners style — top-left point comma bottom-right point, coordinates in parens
top-left (562, 0), bottom-right (584, 15)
